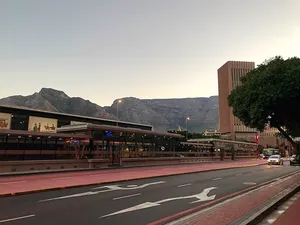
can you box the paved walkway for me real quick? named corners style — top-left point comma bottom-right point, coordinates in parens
top-left (0, 159), bottom-right (265, 197)
top-left (271, 192), bottom-right (300, 225)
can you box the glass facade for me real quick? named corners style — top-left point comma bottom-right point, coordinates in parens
top-left (0, 134), bottom-right (87, 160)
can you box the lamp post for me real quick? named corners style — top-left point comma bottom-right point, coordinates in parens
top-left (186, 117), bottom-right (190, 141)
top-left (116, 99), bottom-right (122, 126)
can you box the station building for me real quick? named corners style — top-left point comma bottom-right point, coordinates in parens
top-left (0, 105), bottom-right (184, 162)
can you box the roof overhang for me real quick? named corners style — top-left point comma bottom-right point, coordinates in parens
top-left (0, 104), bottom-right (153, 129)
top-left (188, 138), bottom-right (257, 146)
top-left (0, 129), bottom-right (90, 139)
top-left (180, 142), bottom-right (213, 147)
top-left (57, 123), bottom-right (184, 139)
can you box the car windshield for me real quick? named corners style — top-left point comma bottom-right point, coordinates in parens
top-left (270, 155), bottom-right (279, 159)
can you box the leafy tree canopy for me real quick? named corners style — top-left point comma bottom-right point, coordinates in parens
top-left (228, 56), bottom-right (300, 145)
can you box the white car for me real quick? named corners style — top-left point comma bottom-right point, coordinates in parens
top-left (268, 155), bottom-right (284, 165)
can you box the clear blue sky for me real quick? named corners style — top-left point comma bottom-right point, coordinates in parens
top-left (1, 0), bottom-right (300, 106)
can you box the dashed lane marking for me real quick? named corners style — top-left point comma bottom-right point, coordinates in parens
top-left (177, 183), bottom-right (191, 188)
top-left (113, 193), bottom-right (141, 200)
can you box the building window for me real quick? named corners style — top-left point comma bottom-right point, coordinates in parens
top-left (10, 114), bottom-right (29, 131)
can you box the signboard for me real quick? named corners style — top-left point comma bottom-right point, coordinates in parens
top-left (0, 113), bottom-right (11, 129)
top-left (28, 116), bottom-right (57, 133)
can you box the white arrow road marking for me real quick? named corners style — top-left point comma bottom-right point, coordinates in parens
top-left (100, 187), bottom-right (217, 218)
top-left (39, 181), bottom-right (166, 202)
top-left (39, 189), bottom-right (111, 202)
top-left (0, 215), bottom-right (35, 223)
top-left (101, 202), bottom-right (160, 218)
top-left (127, 185), bottom-right (138, 188)
top-left (91, 181), bottom-right (166, 190)
top-left (190, 187), bottom-right (217, 203)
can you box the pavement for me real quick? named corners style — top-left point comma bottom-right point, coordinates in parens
top-left (0, 159), bottom-right (265, 196)
top-left (258, 191), bottom-right (300, 225)
top-left (0, 161), bottom-right (299, 225)
top-left (272, 191), bottom-right (300, 225)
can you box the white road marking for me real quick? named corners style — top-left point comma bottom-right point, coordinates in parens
top-left (39, 190), bottom-right (109, 202)
top-left (213, 177), bottom-right (222, 181)
top-left (52, 177), bottom-right (73, 180)
top-left (91, 181), bottom-right (166, 190)
top-left (113, 193), bottom-right (141, 200)
top-left (101, 202), bottom-right (160, 218)
top-left (127, 185), bottom-right (138, 188)
top-left (0, 181), bottom-right (27, 185)
top-left (39, 181), bottom-right (165, 202)
top-left (236, 174), bottom-right (243, 176)
top-left (177, 183), bottom-right (191, 188)
top-left (0, 215), bottom-right (35, 223)
top-left (100, 187), bottom-right (217, 218)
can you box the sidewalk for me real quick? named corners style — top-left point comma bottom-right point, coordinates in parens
top-left (0, 159), bottom-right (265, 197)
top-left (272, 192), bottom-right (300, 225)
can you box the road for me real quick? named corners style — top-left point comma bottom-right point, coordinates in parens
top-left (0, 162), bottom-right (299, 225)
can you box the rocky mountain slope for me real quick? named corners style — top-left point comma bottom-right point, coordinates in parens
top-left (0, 88), bottom-right (219, 132)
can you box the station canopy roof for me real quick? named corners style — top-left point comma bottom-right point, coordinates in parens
top-left (57, 123), bottom-right (184, 139)
top-left (0, 104), bottom-right (153, 130)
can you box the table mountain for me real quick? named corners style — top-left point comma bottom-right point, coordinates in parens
top-left (0, 88), bottom-right (218, 132)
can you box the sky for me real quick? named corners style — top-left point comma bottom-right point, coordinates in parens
top-left (1, 0), bottom-right (300, 106)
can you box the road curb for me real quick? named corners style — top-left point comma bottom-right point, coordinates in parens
top-left (149, 170), bottom-right (300, 225)
top-left (238, 184), bottom-right (300, 225)
top-left (0, 160), bottom-right (249, 177)
top-left (0, 162), bottom-right (266, 198)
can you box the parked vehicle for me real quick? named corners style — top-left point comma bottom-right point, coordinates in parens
top-left (263, 154), bottom-right (272, 160)
top-left (290, 155), bottom-right (300, 165)
top-left (268, 155), bottom-right (283, 165)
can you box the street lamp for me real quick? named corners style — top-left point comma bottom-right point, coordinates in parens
top-left (186, 117), bottom-right (190, 141)
top-left (116, 99), bottom-right (122, 126)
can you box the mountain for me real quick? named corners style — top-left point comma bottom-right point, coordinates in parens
top-left (0, 88), bottom-right (110, 119)
top-left (0, 88), bottom-right (219, 132)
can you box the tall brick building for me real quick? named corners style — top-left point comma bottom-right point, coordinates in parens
top-left (217, 61), bottom-right (256, 140)
top-left (217, 61), bottom-right (292, 155)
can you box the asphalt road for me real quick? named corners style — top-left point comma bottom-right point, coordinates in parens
top-left (0, 162), bottom-right (299, 225)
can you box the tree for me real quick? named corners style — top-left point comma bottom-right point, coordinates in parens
top-left (231, 144), bottom-right (236, 160)
top-left (257, 145), bottom-right (264, 154)
top-left (228, 56), bottom-right (300, 154)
